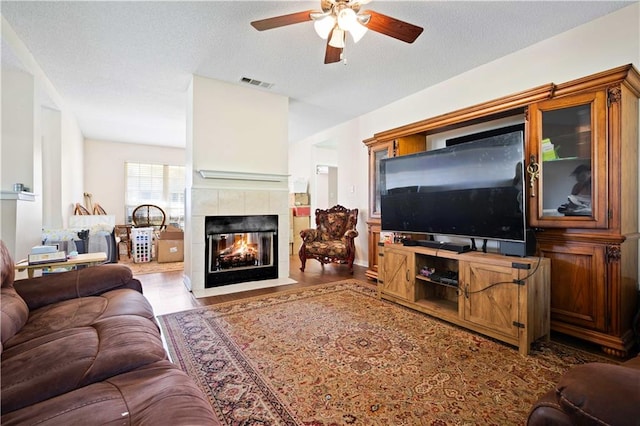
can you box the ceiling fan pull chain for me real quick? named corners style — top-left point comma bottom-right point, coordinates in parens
top-left (342, 40), bottom-right (347, 64)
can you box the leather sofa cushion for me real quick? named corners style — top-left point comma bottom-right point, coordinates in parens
top-left (3, 289), bottom-right (155, 348)
top-left (0, 287), bottom-right (29, 349)
top-left (1, 314), bottom-right (167, 413)
top-left (0, 241), bottom-right (27, 349)
top-left (1, 240), bottom-right (15, 289)
top-left (1, 360), bottom-right (219, 425)
top-left (556, 362), bottom-right (640, 426)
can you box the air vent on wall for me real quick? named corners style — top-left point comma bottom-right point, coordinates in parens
top-left (240, 77), bottom-right (274, 89)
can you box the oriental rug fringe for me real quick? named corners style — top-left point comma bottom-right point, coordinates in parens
top-left (158, 280), bottom-right (613, 425)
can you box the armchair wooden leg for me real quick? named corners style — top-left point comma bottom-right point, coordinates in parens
top-left (299, 249), bottom-right (306, 272)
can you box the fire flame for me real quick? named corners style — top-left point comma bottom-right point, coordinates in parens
top-left (220, 238), bottom-right (257, 257)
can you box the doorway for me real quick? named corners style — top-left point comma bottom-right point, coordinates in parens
top-left (315, 165), bottom-right (338, 209)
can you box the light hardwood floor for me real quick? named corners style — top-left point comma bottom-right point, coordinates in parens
top-left (139, 255), bottom-right (368, 316)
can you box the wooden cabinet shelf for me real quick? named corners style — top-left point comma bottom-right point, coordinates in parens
top-left (379, 244), bottom-right (551, 355)
top-left (365, 64), bottom-right (639, 356)
top-left (416, 275), bottom-right (459, 289)
top-left (415, 298), bottom-right (458, 316)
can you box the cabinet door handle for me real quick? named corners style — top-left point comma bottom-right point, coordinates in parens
top-left (527, 155), bottom-right (540, 198)
top-left (406, 269), bottom-right (410, 282)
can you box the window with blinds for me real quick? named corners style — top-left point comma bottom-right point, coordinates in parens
top-left (125, 162), bottom-right (185, 227)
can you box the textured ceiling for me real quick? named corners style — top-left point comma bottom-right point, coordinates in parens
top-left (1, 1), bottom-right (633, 147)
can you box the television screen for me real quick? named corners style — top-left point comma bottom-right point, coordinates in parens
top-left (380, 127), bottom-right (526, 242)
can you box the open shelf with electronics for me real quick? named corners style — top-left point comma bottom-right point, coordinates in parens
top-left (379, 243), bottom-right (551, 355)
top-left (414, 253), bottom-right (459, 316)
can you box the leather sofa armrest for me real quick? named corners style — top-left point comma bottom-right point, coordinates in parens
top-left (529, 362), bottom-right (640, 426)
top-left (527, 389), bottom-right (573, 426)
top-left (556, 362), bottom-right (640, 425)
top-left (13, 264), bottom-right (142, 311)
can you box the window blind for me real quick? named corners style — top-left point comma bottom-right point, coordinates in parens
top-left (125, 162), bottom-right (185, 227)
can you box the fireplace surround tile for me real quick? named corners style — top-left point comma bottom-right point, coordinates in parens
top-left (244, 191), bottom-right (270, 215)
top-left (187, 241), bottom-right (205, 291)
top-left (218, 190), bottom-right (246, 215)
top-left (187, 185), bottom-right (292, 298)
top-left (192, 188), bottom-right (219, 216)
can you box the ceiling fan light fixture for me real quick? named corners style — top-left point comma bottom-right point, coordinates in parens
top-left (357, 13), bottom-right (371, 26)
top-left (328, 28), bottom-right (345, 48)
top-left (313, 15), bottom-right (336, 39)
top-left (337, 7), bottom-right (357, 32)
top-left (251, 1), bottom-right (424, 64)
top-left (349, 21), bottom-right (368, 43)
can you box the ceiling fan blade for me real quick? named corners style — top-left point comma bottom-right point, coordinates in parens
top-left (324, 30), bottom-right (344, 64)
top-left (251, 10), bottom-right (315, 31)
top-left (324, 39), bottom-right (342, 64)
top-left (365, 10), bottom-right (423, 43)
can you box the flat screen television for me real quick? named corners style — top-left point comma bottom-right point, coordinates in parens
top-left (380, 125), bottom-right (526, 243)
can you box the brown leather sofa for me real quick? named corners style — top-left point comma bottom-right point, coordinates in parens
top-left (0, 241), bottom-right (219, 425)
top-left (527, 354), bottom-right (640, 425)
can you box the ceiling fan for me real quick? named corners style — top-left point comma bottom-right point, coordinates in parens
top-left (251, 0), bottom-right (424, 64)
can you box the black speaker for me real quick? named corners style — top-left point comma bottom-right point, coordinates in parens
top-left (499, 229), bottom-right (536, 257)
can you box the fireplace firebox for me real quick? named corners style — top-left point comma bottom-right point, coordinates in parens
top-left (205, 215), bottom-right (278, 288)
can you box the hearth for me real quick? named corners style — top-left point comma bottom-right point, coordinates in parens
top-left (205, 215), bottom-right (278, 288)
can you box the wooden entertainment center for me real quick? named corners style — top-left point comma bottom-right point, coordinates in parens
top-left (365, 65), bottom-right (640, 356)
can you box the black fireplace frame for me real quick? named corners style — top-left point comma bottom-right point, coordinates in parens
top-left (205, 215), bottom-right (278, 288)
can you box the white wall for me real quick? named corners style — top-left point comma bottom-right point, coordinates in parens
top-left (58, 110), bottom-right (84, 226)
top-left (42, 107), bottom-right (62, 228)
top-left (0, 69), bottom-right (41, 258)
top-left (190, 76), bottom-right (289, 175)
top-left (1, 70), bottom-right (34, 192)
top-left (84, 139), bottom-right (185, 224)
top-left (292, 3), bottom-right (640, 268)
top-left (1, 16), bottom-right (84, 259)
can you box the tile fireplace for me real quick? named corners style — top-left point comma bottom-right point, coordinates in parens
top-left (186, 173), bottom-right (293, 298)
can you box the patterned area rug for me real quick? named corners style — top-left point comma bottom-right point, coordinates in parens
top-left (158, 280), bottom-right (613, 425)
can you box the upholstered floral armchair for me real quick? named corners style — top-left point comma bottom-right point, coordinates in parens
top-left (299, 205), bottom-right (358, 273)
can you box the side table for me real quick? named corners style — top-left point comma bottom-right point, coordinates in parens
top-left (15, 252), bottom-right (108, 278)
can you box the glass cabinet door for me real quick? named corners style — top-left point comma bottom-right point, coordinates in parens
top-left (368, 141), bottom-right (394, 218)
top-left (528, 91), bottom-right (607, 228)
